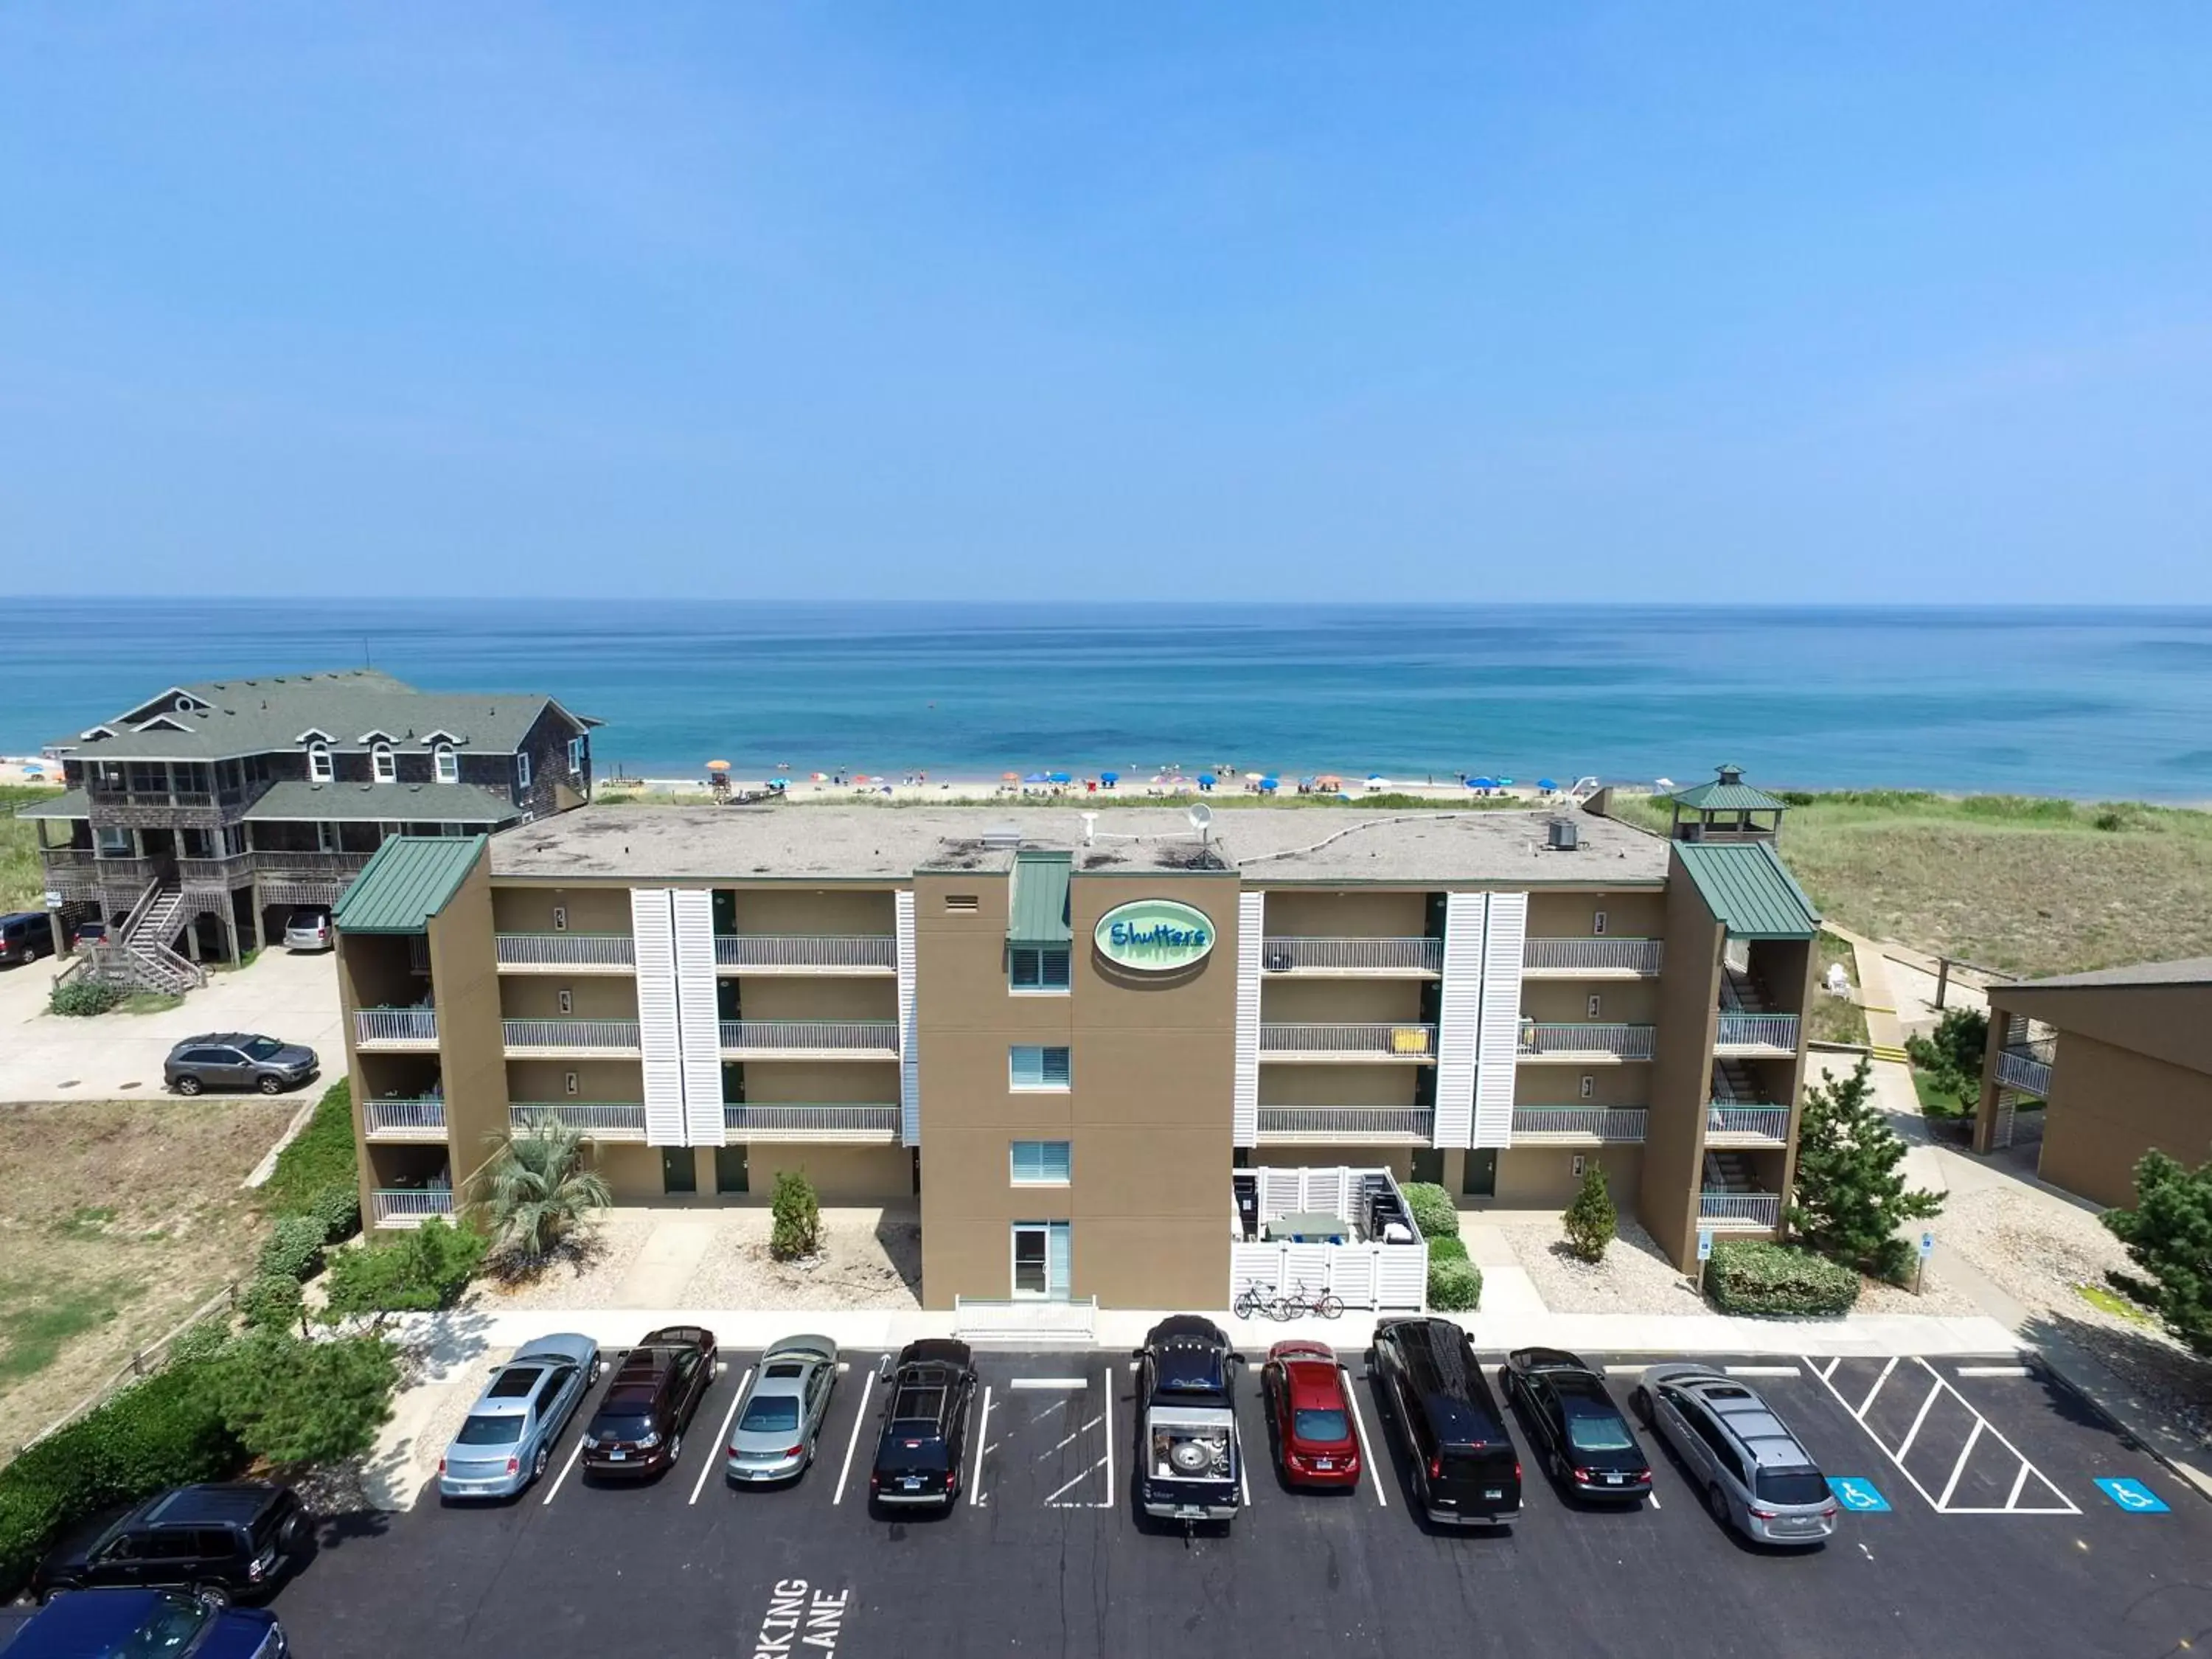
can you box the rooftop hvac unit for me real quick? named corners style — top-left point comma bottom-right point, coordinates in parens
top-left (982, 824), bottom-right (1023, 850)
top-left (1547, 817), bottom-right (1579, 852)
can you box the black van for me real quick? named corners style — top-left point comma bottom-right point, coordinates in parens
top-left (1369, 1318), bottom-right (1523, 1525)
top-left (0, 911), bottom-right (55, 966)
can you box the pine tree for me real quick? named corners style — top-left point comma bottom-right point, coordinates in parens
top-left (2102, 1150), bottom-right (2212, 1357)
top-left (1562, 1162), bottom-right (1618, 1264)
top-left (1787, 1057), bottom-right (1943, 1281)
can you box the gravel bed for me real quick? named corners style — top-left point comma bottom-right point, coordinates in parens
top-left (461, 1210), bottom-right (655, 1312)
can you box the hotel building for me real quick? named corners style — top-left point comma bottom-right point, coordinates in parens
top-left (332, 780), bottom-right (1820, 1310)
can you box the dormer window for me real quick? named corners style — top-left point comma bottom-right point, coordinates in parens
top-left (307, 741), bottom-right (333, 783)
top-left (434, 742), bottom-right (458, 784)
top-left (372, 741), bottom-right (397, 783)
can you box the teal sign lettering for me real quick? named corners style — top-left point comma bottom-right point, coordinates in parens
top-left (1094, 898), bottom-right (1217, 971)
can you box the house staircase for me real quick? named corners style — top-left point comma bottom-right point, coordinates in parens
top-left (1703, 1150), bottom-right (1753, 1193)
top-left (62, 878), bottom-right (207, 995)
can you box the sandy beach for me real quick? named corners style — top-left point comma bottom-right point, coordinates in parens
top-left (599, 768), bottom-right (1581, 807)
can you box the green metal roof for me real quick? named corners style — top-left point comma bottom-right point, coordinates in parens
top-left (334, 835), bottom-right (485, 933)
top-left (12, 787), bottom-right (88, 820)
top-left (243, 779), bottom-right (518, 824)
top-left (1674, 841), bottom-right (1820, 939)
top-left (1670, 765), bottom-right (1787, 813)
top-left (1007, 849), bottom-right (1074, 944)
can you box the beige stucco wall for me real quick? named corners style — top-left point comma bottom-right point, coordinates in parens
top-left (499, 975), bottom-right (639, 1018)
top-left (490, 883), bottom-right (632, 935)
top-left (1257, 1065), bottom-right (1423, 1105)
top-left (1252, 1147), bottom-right (1415, 1180)
top-left (728, 887), bottom-right (897, 933)
top-left (1495, 1145), bottom-right (1644, 1208)
top-left (507, 1058), bottom-right (642, 1102)
top-left (1258, 889), bottom-right (1431, 936)
top-left (733, 975), bottom-right (898, 1020)
top-left (1519, 978), bottom-right (1658, 1023)
top-left (1523, 889), bottom-right (1666, 940)
top-left (1514, 1066), bottom-right (1651, 1106)
top-left (1640, 860), bottom-right (1724, 1268)
top-left (738, 1060), bottom-right (900, 1103)
top-left (1259, 976), bottom-right (1428, 1023)
top-left (2037, 1032), bottom-right (2212, 1207)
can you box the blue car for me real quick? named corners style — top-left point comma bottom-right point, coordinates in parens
top-left (1, 1587), bottom-right (285, 1657)
top-left (438, 1332), bottom-right (601, 1500)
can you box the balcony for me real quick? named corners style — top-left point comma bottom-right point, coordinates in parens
top-left (714, 935), bottom-right (897, 974)
top-left (718, 1020), bottom-right (900, 1060)
top-left (1517, 1023), bottom-right (1655, 1062)
top-left (1259, 937), bottom-right (1442, 976)
top-left (495, 933), bottom-right (636, 973)
top-left (501, 1018), bottom-right (643, 1056)
top-left (1997, 1047), bottom-right (2052, 1098)
top-left (1510, 1107), bottom-right (1649, 1144)
top-left (44, 851), bottom-right (166, 894)
top-left (723, 1103), bottom-right (901, 1142)
top-left (510, 1102), bottom-right (647, 1140)
top-left (372, 1189), bottom-right (454, 1228)
top-left (355, 1007), bottom-right (439, 1049)
top-left (1259, 1023), bottom-right (1437, 1062)
top-left (362, 1098), bottom-right (448, 1141)
top-left (253, 850), bottom-right (375, 880)
top-left (1254, 1105), bottom-right (1436, 1144)
top-left (1714, 1012), bottom-right (1800, 1056)
top-left (177, 853), bottom-right (254, 891)
top-left (1699, 1191), bottom-right (1782, 1231)
top-left (1522, 938), bottom-right (1665, 978)
top-left (1705, 1105), bottom-right (1791, 1146)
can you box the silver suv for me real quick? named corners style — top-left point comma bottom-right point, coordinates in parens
top-left (1632, 1363), bottom-right (1837, 1546)
top-left (165, 1033), bottom-right (319, 1096)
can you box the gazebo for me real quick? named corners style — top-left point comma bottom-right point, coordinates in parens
top-left (1668, 765), bottom-right (1789, 843)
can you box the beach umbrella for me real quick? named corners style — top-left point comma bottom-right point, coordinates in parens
top-left (1366, 776), bottom-right (1391, 790)
top-left (1243, 771), bottom-right (1263, 781)
top-left (706, 759), bottom-right (730, 772)
top-left (810, 771), bottom-right (827, 782)
top-left (1259, 775), bottom-right (1279, 790)
top-left (1001, 771), bottom-right (1020, 781)
top-left (1315, 773), bottom-right (1341, 788)
top-left (1497, 777), bottom-right (1514, 787)
top-left (767, 777), bottom-right (786, 790)
top-left (1048, 771), bottom-right (1071, 784)
top-left (1099, 771), bottom-right (1119, 784)
top-left (1464, 778), bottom-right (1482, 789)
top-left (1197, 772), bottom-right (1217, 786)
top-left (1023, 772), bottom-right (1048, 784)
top-left (1537, 777), bottom-right (1557, 792)
top-left (1472, 776), bottom-right (1495, 790)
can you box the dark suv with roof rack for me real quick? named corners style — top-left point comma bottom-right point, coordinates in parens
top-left (868, 1339), bottom-right (977, 1509)
top-left (32, 1483), bottom-right (313, 1605)
top-left (1368, 1317), bottom-right (1523, 1526)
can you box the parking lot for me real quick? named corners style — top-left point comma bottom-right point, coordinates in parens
top-left (277, 1343), bottom-right (2212, 1658)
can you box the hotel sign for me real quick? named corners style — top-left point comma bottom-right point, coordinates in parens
top-left (1094, 898), bottom-right (1216, 971)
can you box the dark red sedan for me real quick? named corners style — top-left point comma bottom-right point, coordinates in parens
top-left (1262, 1339), bottom-right (1362, 1490)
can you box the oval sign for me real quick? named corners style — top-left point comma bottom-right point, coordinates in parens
top-left (1095, 898), bottom-right (1216, 972)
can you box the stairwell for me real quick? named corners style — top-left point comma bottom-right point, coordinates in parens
top-left (72, 879), bottom-right (208, 995)
top-left (1702, 1150), bottom-right (1753, 1192)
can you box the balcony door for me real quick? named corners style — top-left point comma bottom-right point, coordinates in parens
top-left (1011, 1222), bottom-right (1071, 1300)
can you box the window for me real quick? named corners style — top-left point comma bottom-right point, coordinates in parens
top-left (97, 825), bottom-right (132, 856)
top-left (307, 740), bottom-right (333, 783)
top-left (1009, 946), bottom-right (1071, 992)
top-left (1009, 1045), bottom-right (1071, 1091)
top-left (1587, 992), bottom-right (1603, 1018)
top-left (372, 741), bottom-right (396, 783)
top-left (1592, 910), bottom-right (1608, 936)
top-left (1010, 1140), bottom-right (1072, 1185)
top-left (945, 894), bottom-right (979, 913)
top-left (516, 751), bottom-right (532, 790)
top-left (1011, 1221), bottom-right (1071, 1299)
top-left (434, 742), bottom-right (458, 784)
top-left (567, 735), bottom-right (585, 774)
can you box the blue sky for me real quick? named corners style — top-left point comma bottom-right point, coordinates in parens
top-left (2, 4), bottom-right (2208, 602)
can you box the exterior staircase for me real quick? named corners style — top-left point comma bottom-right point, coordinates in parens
top-left (1703, 1150), bottom-right (1753, 1192)
top-left (127, 885), bottom-right (187, 955)
top-left (1719, 966), bottom-right (1769, 1014)
top-left (1711, 1057), bottom-right (1761, 1102)
top-left (67, 879), bottom-right (207, 995)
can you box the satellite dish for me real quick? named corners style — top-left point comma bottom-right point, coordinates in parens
top-left (1187, 803), bottom-right (1214, 837)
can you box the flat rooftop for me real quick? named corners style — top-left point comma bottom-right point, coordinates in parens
top-left (488, 803), bottom-right (1672, 886)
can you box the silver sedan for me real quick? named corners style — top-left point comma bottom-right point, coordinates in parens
top-left (726, 1335), bottom-right (840, 1484)
top-left (440, 1332), bottom-right (602, 1501)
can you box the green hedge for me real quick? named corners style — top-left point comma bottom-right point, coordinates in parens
top-left (257, 1214), bottom-right (327, 1281)
top-left (307, 1181), bottom-right (361, 1245)
top-left (1426, 1234), bottom-right (1470, 1265)
top-left (321, 1217), bottom-right (486, 1318)
top-left (0, 1360), bottom-right (242, 1601)
top-left (1705, 1240), bottom-right (1861, 1318)
top-left (1401, 1182), bottom-right (1459, 1240)
top-left (260, 1079), bottom-right (358, 1217)
top-left (1427, 1256), bottom-right (1483, 1312)
top-left (240, 1273), bottom-right (305, 1332)
top-left (49, 980), bottom-right (122, 1018)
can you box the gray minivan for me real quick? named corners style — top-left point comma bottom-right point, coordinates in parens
top-left (1632, 1363), bottom-right (1837, 1546)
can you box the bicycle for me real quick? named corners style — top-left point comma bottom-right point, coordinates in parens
top-left (1277, 1281), bottom-right (1346, 1320)
top-left (1233, 1281), bottom-right (1288, 1321)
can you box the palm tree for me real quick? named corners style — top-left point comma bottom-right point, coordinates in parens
top-left (482, 1116), bottom-right (612, 1265)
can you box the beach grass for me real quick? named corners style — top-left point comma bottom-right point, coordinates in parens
top-left (0, 784), bottom-right (60, 915)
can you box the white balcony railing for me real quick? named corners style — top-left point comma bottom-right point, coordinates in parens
top-left (363, 1098), bottom-right (447, 1137)
top-left (509, 1102), bottom-right (648, 1138)
top-left (1522, 938), bottom-right (1665, 976)
top-left (495, 934), bottom-right (636, 969)
top-left (1705, 1105), bottom-right (1791, 1142)
top-left (714, 935), bottom-right (897, 971)
top-left (1517, 1022), bottom-right (1655, 1060)
top-left (1259, 1023), bottom-right (1438, 1059)
top-left (1714, 1012), bottom-right (1800, 1052)
top-left (501, 1018), bottom-right (642, 1051)
top-left (372, 1189), bottom-right (454, 1226)
top-left (1254, 1106), bottom-right (1437, 1142)
top-left (1997, 1049), bottom-right (2052, 1097)
top-left (1510, 1107), bottom-right (1649, 1142)
top-left (717, 1020), bottom-right (900, 1056)
top-left (1699, 1191), bottom-right (1782, 1229)
top-left (1259, 937), bottom-right (1443, 975)
top-left (355, 1007), bottom-right (439, 1046)
top-left (723, 1103), bottom-right (901, 1140)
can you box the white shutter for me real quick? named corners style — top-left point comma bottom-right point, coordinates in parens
top-left (896, 890), bottom-right (920, 1146)
top-left (1432, 891), bottom-right (1484, 1148)
top-left (630, 888), bottom-right (686, 1146)
top-left (1472, 891), bottom-right (1528, 1149)
top-left (671, 888), bottom-right (723, 1146)
top-left (1233, 891), bottom-right (1265, 1147)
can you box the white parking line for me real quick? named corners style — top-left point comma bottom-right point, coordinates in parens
top-left (832, 1370), bottom-right (874, 1505)
top-left (968, 1385), bottom-right (993, 1507)
top-left (1604, 1365), bottom-right (1646, 1376)
top-left (1341, 1366), bottom-right (1385, 1509)
top-left (1958, 1365), bottom-right (2033, 1378)
top-left (1805, 1354), bottom-right (2079, 1516)
top-left (541, 1436), bottom-right (586, 1507)
top-left (1857, 1356), bottom-right (1900, 1417)
top-left (1815, 1357), bottom-right (1841, 1381)
top-left (691, 1367), bottom-right (752, 1504)
top-left (1936, 1419), bottom-right (1985, 1509)
top-left (1722, 1366), bottom-right (1801, 1377)
top-left (1099, 1367), bottom-right (1114, 1509)
top-left (1009, 1377), bottom-right (1089, 1391)
top-left (1043, 1457), bottom-right (1109, 1506)
top-left (1239, 1427), bottom-right (1252, 1510)
top-left (1895, 1377), bottom-right (1941, 1464)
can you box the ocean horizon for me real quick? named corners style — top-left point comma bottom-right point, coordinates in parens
top-left (5, 597), bottom-right (2210, 801)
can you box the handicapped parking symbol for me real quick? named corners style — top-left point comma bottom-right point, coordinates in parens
top-left (2096, 1478), bottom-right (2168, 1513)
top-left (1827, 1477), bottom-right (1890, 1513)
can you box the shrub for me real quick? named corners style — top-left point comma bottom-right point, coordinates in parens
top-left (770, 1169), bottom-right (822, 1260)
top-left (258, 1214), bottom-right (327, 1281)
top-left (260, 1080), bottom-right (358, 1215)
top-left (482, 1118), bottom-right (610, 1265)
top-left (1400, 1182), bottom-right (1459, 1240)
top-left (167, 1315), bottom-right (234, 1366)
top-left (307, 1181), bottom-right (361, 1245)
top-left (321, 1217), bottom-right (487, 1318)
top-left (2102, 1150), bottom-right (2212, 1358)
top-left (212, 1330), bottom-right (399, 1467)
top-left (1704, 1240), bottom-right (1860, 1318)
top-left (1425, 1234), bottom-right (1470, 1265)
top-left (1563, 1164), bottom-right (1618, 1264)
top-left (49, 979), bottom-right (122, 1018)
top-left (1790, 1057), bottom-right (1943, 1282)
top-left (240, 1273), bottom-right (305, 1332)
top-left (1427, 1256), bottom-right (1483, 1312)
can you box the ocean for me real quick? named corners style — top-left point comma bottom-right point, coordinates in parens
top-left (4, 599), bottom-right (2209, 800)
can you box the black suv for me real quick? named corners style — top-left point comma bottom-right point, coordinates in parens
top-left (868, 1339), bottom-right (976, 1509)
top-left (164, 1034), bottom-right (319, 1096)
top-left (34, 1483), bottom-right (313, 1604)
top-left (1369, 1318), bottom-right (1523, 1526)
top-left (0, 911), bottom-right (55, 966)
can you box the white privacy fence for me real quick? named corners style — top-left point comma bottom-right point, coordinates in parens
top-left (1229, 1166), bottom-right (1429, 1312)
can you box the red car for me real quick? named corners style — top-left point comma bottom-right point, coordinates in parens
top-left (1262, 1339), bottom-right (1362, 1489)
